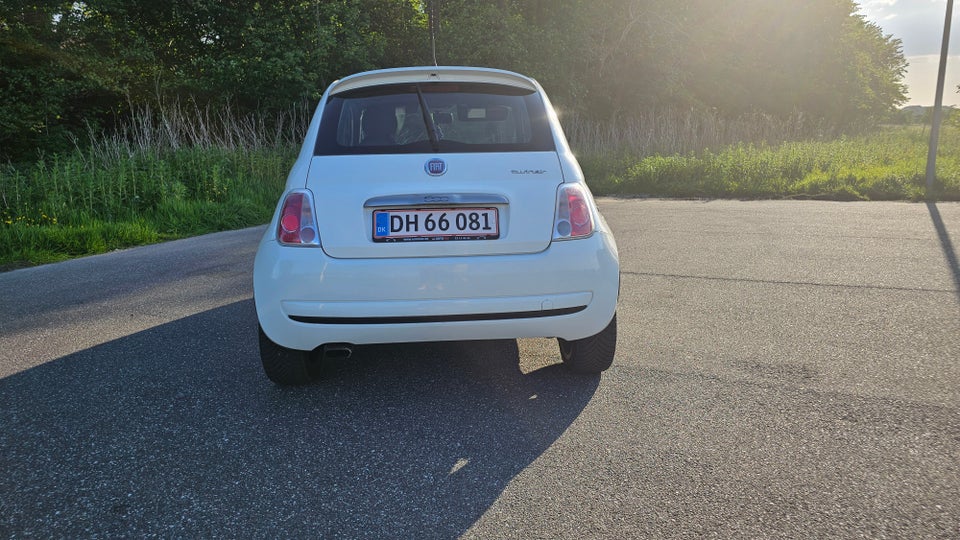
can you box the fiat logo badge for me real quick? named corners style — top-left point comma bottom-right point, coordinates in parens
top-left (425, 158), bottom-right (447, 176)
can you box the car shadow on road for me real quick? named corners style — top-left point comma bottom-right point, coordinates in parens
top-left (0, 299), bottom-right (599, 538)
top-left (927, 202), bottom-right (960, 307)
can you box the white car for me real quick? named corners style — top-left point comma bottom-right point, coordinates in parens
top-left (253, 66), bottom-right (619, 385)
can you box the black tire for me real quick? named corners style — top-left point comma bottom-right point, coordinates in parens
top-left (258, 325), bottom-right (314, 385)
top-left (558, 313), bottom-right (617, 374)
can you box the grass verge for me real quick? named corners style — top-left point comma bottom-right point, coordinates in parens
top-left (1, 146), bottom-right (292, 267)
top-left (3, 119), bottom-right (957, 269)
top-left (578, 126), bottom-right (960, 200)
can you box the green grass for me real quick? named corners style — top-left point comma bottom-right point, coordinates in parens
top-left (1, 146), bottom-right (293, 266)
top-left (579, 126), bottom-right (960, 200)
top-left (3, 119), bottom-right (958, 268)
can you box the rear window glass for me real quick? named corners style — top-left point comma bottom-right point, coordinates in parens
top-left (314, 82), bottom-right (555, 155)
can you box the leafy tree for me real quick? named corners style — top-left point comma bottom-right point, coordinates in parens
top-left (0, 1), bottom-right (122, 160)
top-left (426, 0), bottom-right (905, 124)
top-left (77, 0), bottom-right (420, 109)
top-left (569, 0), bottom-right (906, 123)
top-left (0, 0), bottom-right (426, 161)
top-left (0, 0), bottom-right (911, 162)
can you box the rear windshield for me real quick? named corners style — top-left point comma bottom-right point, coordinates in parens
top-left (314, 82), bottom-right (555, 155)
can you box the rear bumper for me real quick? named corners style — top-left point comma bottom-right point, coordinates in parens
top-left (253, 230), bottom-right (619, 351)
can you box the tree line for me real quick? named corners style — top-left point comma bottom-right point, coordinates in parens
top-left (1, 0), bottom-right (907, 162)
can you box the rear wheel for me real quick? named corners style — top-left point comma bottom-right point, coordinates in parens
top-left (258, 325), bottom-right (314, 385)
top-left (558, 314), bottom-right (617, 374)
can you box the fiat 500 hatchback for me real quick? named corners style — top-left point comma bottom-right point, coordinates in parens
top-left (254, 66), bottom-right (619, 385)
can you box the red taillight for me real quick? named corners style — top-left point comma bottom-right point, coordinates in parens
top-left (554, 184), bottom-right (595, 240)
top-left (279, 203), bottom-right (301, 243)
top-left (568, 192), bottom-right (592, 237)
top-left (277, 190), bottom-right (320, 246)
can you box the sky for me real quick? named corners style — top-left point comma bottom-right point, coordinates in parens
top-left (857, 0), bottom-right (959, 106)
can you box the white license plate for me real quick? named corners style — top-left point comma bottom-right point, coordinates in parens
top-left (373, 208), bottom-right (499, 242)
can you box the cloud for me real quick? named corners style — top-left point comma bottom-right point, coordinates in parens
top-left (857, 0), bottom-right (899, 16)
top-left (861, 0), bottom-right (899, 8)
top-left (855, 1), bottom-right (958, 105)
top-left (859, 0), bottom-right (957, 56)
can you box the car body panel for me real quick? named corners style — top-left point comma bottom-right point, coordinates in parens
top-left (254, 226), bottom-right (619, 350)
top-left (254, 66), bottom-right (619, 353)
top-left (306, 152), bottom-right (563, 258)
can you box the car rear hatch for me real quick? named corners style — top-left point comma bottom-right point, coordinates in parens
top-left (307, 152), bottom-right (563, 259)
top-left (304, 70), bottom-right (567, 259)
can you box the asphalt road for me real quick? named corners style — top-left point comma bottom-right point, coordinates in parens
top-left (1, 199), bottom-right (958, 538)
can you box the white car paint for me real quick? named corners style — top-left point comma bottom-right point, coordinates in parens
top-left (254, 66), bottom-right (619, 353)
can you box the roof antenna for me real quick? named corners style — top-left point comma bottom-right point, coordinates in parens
top-left (428, 0), bottom-right (439, 66)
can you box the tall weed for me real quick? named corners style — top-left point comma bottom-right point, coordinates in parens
top-left (563, 108), bottom-right (833, 157)
top-left (4, 103), bottom-right (958, 267)
top-left (578, 124), bottom-right (958, 201)
top-left (1, 102), bottom-right (301, 266)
